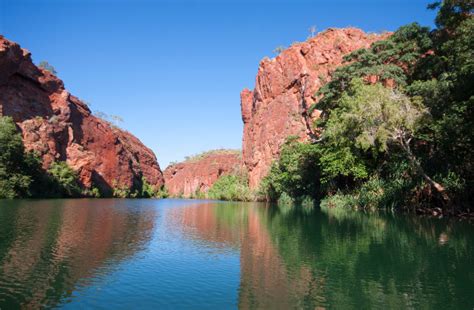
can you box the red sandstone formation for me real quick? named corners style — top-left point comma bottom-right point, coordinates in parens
top-left (164, 150), bottom-right (242, 197)
top-left (241, 28), bottom-right (389, 188)
top-left (0, 36), bottom-right (164, 193)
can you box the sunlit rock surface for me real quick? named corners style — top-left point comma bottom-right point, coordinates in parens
top-left (0, 36), bottom-right (164, 192)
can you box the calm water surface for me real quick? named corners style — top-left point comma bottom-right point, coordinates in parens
top-left (0, 199), bottom-right (472, 309)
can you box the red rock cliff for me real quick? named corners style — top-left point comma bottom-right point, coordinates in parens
top-left (0, 36), bottom-right (164, 193)
top-left (164, 150), bottom-right (242, 197)
top-left (241, 28), bottom-right (388, 188)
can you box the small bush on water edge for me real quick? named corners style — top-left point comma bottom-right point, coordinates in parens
top-left (190, 189), bottom-right (206, 199)
top-left (112, 184), bottom-right (133, 198)
top-left (300, 195), bottom-right (316, 209)
top-left (141, 177), bottom-right (160, 198)
top-left (111, 178), bottom-right (168, 199)
top-left (82, 187), bottom-right (101, 198)
top-left (277, 192), bottom-right (294, 207)
top-left (320, 192), bottom-right (358, 210)
top-left (47, 161), bottom-right (82, 197)
top-left (277, 193), bottom-right (316, 211)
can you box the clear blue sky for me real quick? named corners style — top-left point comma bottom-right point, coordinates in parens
top-left (1, 0), bottom-right (435, 168)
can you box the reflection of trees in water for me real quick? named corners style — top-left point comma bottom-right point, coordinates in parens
top-left (266, 206), bottom-right (474, 309)
top-left (0, 199), bottom-right (156, 308)
top-left (173, 201), bottom-right (474, 309)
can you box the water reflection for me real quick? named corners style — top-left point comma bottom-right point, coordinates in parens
top-left (172, 202), bottom-right (474, 309)
top-left (0, 199), bottom-right (156, 308)
top-left (0, 199), bottom-right (472, 309)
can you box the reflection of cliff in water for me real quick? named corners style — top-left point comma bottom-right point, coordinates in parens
top-left (0, 199), bottom-right (156, 308)
top-left (167, 202), bottom-right (242, 249)
top-left (172, 202), bottom-right (474, 309)
top-left (169, 202), bottom-right (325, 309)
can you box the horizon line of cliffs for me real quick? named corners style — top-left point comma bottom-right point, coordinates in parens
top-left (1, 28), bottom-right (387, 198)
top-left (164, 149), bottom-right (242, 198)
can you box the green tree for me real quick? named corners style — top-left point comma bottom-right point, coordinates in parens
top-left (261, 137), bottom-right (321, 201)
top-left (308, 25), bottom-right (317, 38)
top-left (307, 1), bottom-right (473, 210)
top-left (428, 0), bottom-right (473, 31)
top-left (0, 117), bottom-right (34, 198)
top-left (38, 61), bottom-right (57, 75)
top-left (273, 46), bottom-right (286, 55)
top-left (208, 174), bottom-right (252, 201)
top-left (322, 79), bottom-right (449, 201)
top-left (47, 161), bottom-right (81, 197)
top-left (315, 22), bottom-right (432, 117)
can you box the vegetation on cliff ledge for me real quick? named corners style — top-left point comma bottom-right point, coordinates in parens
top-left (177, 149), bottom-right (241, 165)
top-left (262, 1), bottom-right (473, 215)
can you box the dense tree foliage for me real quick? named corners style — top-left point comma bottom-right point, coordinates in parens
top-left (47, 161), bottom-right (82, 197)
top-left (208, 174), bottom-right (253, 202)
top-left (0, 117), bottom-right (36, 198)
top-left (261, 137), bottom-right (320, 202)
top-left (263, 1), bottom-right (473, 213)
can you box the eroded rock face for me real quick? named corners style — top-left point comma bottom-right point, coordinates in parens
top-left (0, 36), bottom-right (164, 193)
top-left (164, 151), bottom-right (242, 197)
top-left (241, 28), bottom-right (388, 188)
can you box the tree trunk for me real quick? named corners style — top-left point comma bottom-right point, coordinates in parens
top-left (399, 136), bottom-right (450, 203)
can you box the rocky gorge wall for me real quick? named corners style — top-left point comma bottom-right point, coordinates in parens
top-left (164, 150), bottom-right (242, 198)
top-left (152, 29), bottom-right (389, 196)
top-left (241, 28), bottom-right (388, 189)
top-left (0, 36), bottom-right (164, 194)
top-left (0, 28), bottom-right (389, 198)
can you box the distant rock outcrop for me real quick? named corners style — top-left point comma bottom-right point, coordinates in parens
top-left (164, 150), bottom-right (242, 197)
top-left (0, 35), bottom-right (164, 194)
top-left (241, 28), bottom-right (389, 188)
